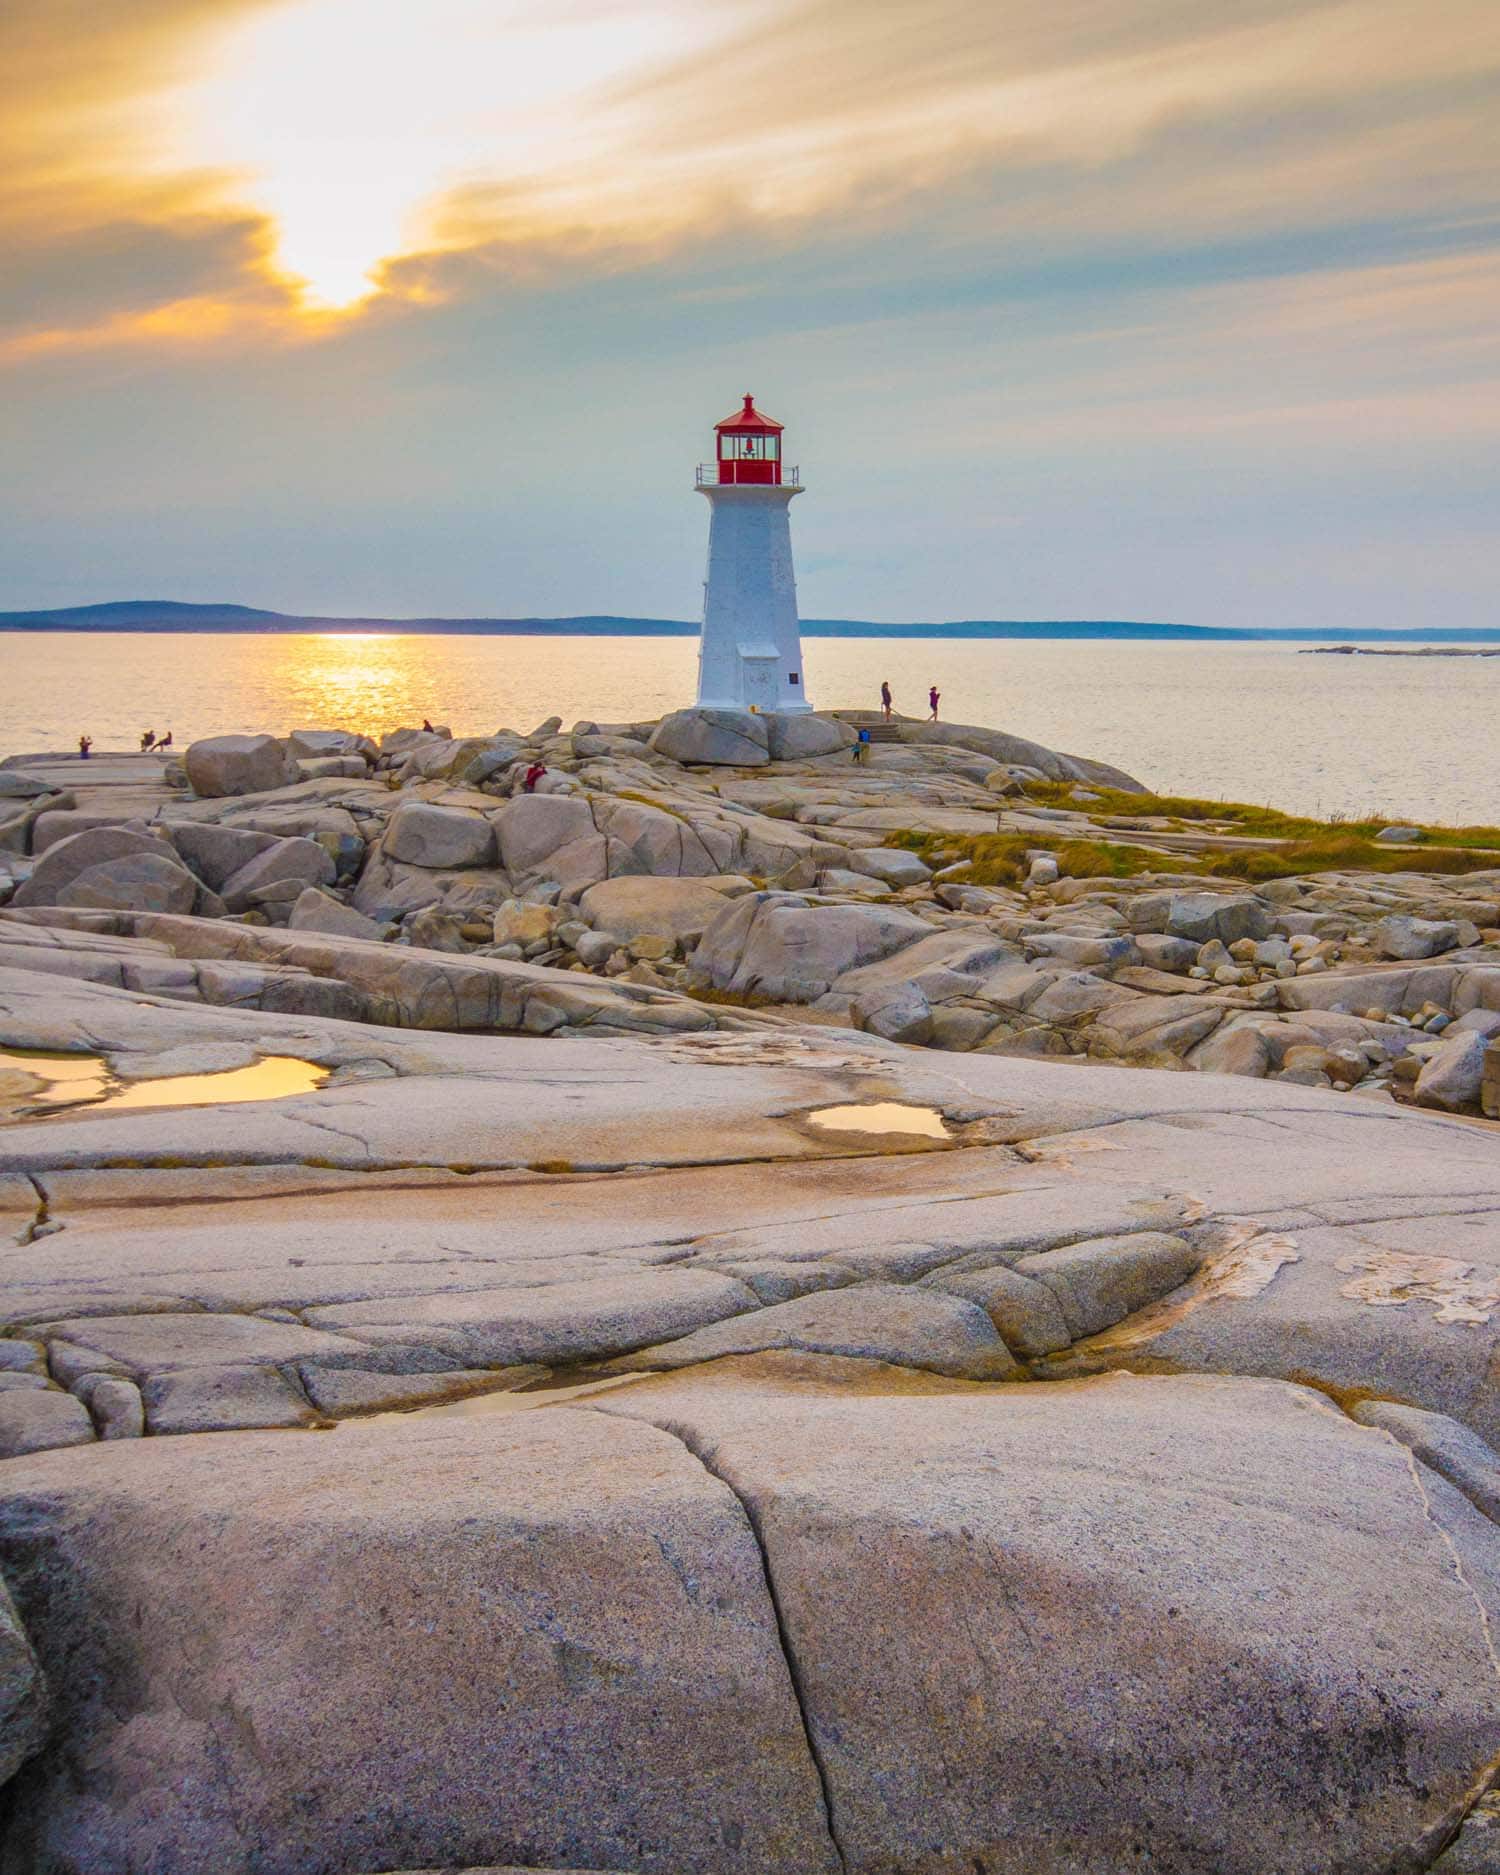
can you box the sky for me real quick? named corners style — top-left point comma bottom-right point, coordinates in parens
top-left (1, 0), bottom-right (1497, 628)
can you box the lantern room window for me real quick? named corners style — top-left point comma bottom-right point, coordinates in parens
top-left (720, 435), bottom-right (780, 461)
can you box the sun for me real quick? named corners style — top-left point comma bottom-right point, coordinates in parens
top-left (161, 0), bottom-right (708, 310)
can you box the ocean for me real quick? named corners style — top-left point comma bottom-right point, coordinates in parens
top-left (2, 631), bottom-right (1495, 825)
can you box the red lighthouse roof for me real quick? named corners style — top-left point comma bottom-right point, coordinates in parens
top-left (715, 393), bottom-right (783, 435)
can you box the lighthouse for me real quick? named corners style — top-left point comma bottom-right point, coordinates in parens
top-left (694, 394), bottom-right (811, 713)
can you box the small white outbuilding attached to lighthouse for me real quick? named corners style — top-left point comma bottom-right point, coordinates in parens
top-left (694, 394), bottom-right (811, 714)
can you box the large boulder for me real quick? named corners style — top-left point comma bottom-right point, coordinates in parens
top-left (578, 876), bottom-right (734, 947)
top-left (649, 709), bottom-right (770, 767)
top-left (591, 798), bottom-right (732, 877)
top-left (1125, 891), bottom-right (1265, 944)
top-left (56, 852), bottom-right (201, 917)
top-left (286, 729), bottom-right (369, 763)
top-left (0, 1408), bottom-right (836, 1874)
top-left (218, 836), bottom-right (337, 911)
top-left (184, 735), bottom-right (286, 799)
top-left (12, 825), bottom-right (199, 915)
top-left (351, 855), bottom-right (510, 923)
top-left (287, 886), bottom-right (385, 940)
top-left (765, 715), bottom-right (856, 761)
top-left (691, 892), bottom-right (930, 1001)
top-left (1376, 916), bottom-right (1463, 961)
top-left (383, 804), bottom-right (497, 872)
top-left (166, 822), bottom-right (280, 890)
top-left (1414, 1030), bottom-right (1489, 1112)
top-left (492, 794), bottom-right (597, 876)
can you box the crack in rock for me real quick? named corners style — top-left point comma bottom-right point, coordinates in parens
top-left (574, 1402), bottom-right (849, 1875)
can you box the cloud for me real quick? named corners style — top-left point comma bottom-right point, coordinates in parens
top-left (6, 0), bottom-right (1498, 360)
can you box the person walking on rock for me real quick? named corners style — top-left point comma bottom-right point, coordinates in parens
top-left (880, 681), bottom-right (893, 721)
top-left (928, 685), bottom-right (940, 721)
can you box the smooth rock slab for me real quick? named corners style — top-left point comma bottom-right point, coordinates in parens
top-left (613, 1283), bottom-right (1021, 1380)
top-left (142, 1363), bottom-right (325, 1433)
top-left (300, 1365), bottom-right (538, 1418)
top-left (1350, 1400), bottom-right (1500, 1524)
top-left (601, 1360), bottom-right (1500, 1875)
top-left (926, 1263), bottom-right (1073, 1357)
top-left (40, 1311), bottom-right (366, 1377)
top-left (308, 1271), bottom-right (757, 1368)
top-left (0, 1390), bottom-right (95, 1457)
top-left (1014, 1231), bottom-right (1202, 1339)
top-left (0, 1408), bottom-right (837, 1874)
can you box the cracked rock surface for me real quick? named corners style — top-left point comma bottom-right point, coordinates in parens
top-left (0, 727), bottom-right (1498, 1869)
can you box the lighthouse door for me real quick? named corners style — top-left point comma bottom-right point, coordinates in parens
top-left (739, 652), bottom-right (779, 712)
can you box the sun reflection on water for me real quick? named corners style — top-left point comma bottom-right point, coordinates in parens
top-left (287, 634), bottom-right (411, 728)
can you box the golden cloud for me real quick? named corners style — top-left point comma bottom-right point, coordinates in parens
top-left (1, 0), bottom-right (1496, 361)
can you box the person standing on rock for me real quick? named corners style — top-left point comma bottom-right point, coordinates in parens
top-left (880, 681), bottom-right (893, 720)
top-left (77, 734), bottom-right (92, 759)
top-left (929, 685), bottom-right (940, 721)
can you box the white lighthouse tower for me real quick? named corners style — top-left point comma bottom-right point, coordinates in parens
top-left (694, 394), bottom-right (811, 713)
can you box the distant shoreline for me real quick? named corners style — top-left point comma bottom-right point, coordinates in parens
top-left (3, 602), bottom-right (1500, 645)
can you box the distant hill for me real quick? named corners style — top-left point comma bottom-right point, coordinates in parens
top-left (1, 600), bottom-right (1497, 643)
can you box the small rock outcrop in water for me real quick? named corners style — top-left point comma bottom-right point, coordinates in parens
top-left (0, 705), bottom-right (1496, 1868)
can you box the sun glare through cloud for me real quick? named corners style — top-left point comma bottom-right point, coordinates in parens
top-left (165, 0), bottom-right (721, 309)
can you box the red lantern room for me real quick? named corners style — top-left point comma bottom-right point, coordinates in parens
top-left (713, 393), bottom-right (784, 485)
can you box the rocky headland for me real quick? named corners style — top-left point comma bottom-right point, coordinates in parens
top-left (0, 706), bottom-right (1496, 1872)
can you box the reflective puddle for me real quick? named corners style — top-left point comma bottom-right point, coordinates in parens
top-left (0, 1050), bottom-right (328, 1120)
top-left (806, 1101), bottom-right (951, 1140)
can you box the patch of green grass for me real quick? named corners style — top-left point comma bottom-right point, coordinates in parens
top-left (1023, 781), bottom-right (1500, 853)
top-left (1203, 837), bottom-right (1500, 881)
top-left (887, 830), bottom-right (1169, 887)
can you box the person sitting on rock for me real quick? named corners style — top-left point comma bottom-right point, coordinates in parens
top-left (155, 731), bottom-right (172, 751)
top-left (422, 718), bottom-right (435, 733)
top-left (139, 728), bottom-right (155, 751)
top-left (523, 762), bottom-right (547, 793)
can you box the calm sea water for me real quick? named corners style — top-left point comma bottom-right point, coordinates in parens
top-left (2, 632), bottom-right (1496, 825)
